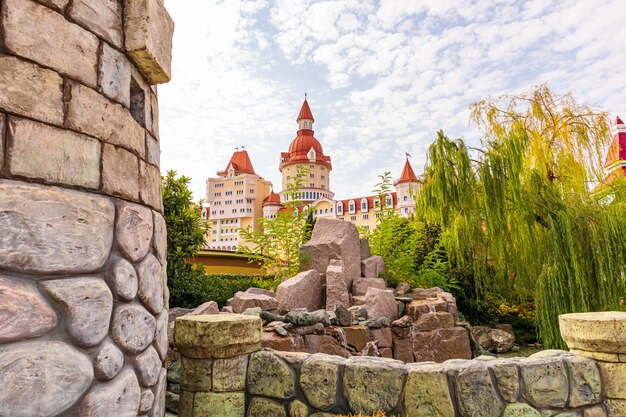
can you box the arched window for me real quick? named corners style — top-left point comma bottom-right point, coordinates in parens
top-left (337, 202), bottom-right (343, 214)
top-left (349, 200), bottom-right (355, 213)
top-left (403, 195), bottom-right (408, 202)
top-left (386, 196), bottom-right (393, 208)
top-left (360, 198), bottom-right (368, 212)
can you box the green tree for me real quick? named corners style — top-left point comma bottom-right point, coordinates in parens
top-left (162, 170), bottom-right (210, 307)
top-left (238, 165), bottom-right (311, 279)
top-left (416, 85), bottom-right (626, 348)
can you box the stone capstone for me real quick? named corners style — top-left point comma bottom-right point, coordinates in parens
top-left (137, 253), bottom-right (165, 314)
top-left (192, 392), bottom-right (245, 417)
top-left (174, 314), bottom-right (261, 359)
top-left (453, 363), bottom-right (504, 417)
top-left (0, 180), bottom-right (114, 274)
top-left (403, 363), bottom-right (455, 417)
top-left (247, 351), bottom-right (295, 399)
top-left (94, 339), bottom-right (125, 381)
top-left (0, 274), bottom-right (57, 344)
top-left (134, 346), bottom-right (162, 387)
top-left (342, 356), bottom-right (407, 415)
top-left (213, 355), bottom-right (248, 392)
top-left (247, 397), bottom-right (287, 417)
top-left (300, 354), bottom-right (344, 410)
top-left (79, 368), bottom-right (141, 417)
top-left (363, 287), bottom-right (398, 320)
top-left (520, 357), bottom-right (569, 408)
top-left (116, 202), bottom-right (154, 263)
top-left (300, 218), bottom-right (361, 289)
top-left (276, 269), bottom-right (322, 312)
top-left (107, 256), bottom-right (139, 301)
top-left (361, 255), bottom-right (385, 278)
top-left (0, 340), bottom-right (93, 417)
top-left (325, 261), bottom-right (350, 311)
top-left (230, 291), bottom-right (279, 314)
top-left (560, 312), bottom-right (626, 354)
top-left (41, 277), bottom-right (113, 347)
top-left (112, 304), bottom-right (156, 354)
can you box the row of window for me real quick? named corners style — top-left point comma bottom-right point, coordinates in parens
top-left (210, 208), bottom-right (253, 215)
top-left (213, 219), bottom-right (238, 225)
top-left (338, 196), bottom-right (393, 214)
top-left (284, 191), bottom-right (331, 201)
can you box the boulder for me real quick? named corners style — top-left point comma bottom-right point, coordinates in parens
top-left (472, 326), bottom-right (515, 353)
top-left (229, 291), bottom-right (278, 314)
top-left (361, 255), bottom-right (385, 278)
top-left (325, 261), bottom-right (350, 311)
top-left (359, 238), bottom-right (371, 259)
top-left (412, 327), bottom-right (472, 362)
top-left (363, 288), bottom-right (398, 321)
top-left (276, 270), bottom-right (322, 312)
top-left (352, 277), bottom-right (387, 296)
top-left (261, 332), bottom-right (306, 352)
top-left (246, 287), bottom-right (276, 298)
top-left (300, 218), bottom-right (361, 289)
top-left (191, 301), bottom-right (219, 315)
top-left (285, 310), bottom-right (330, 327)
top-left (304, 334), bottom-right (351, 358)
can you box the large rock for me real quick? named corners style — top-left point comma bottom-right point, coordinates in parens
top-left (413, 312), bottom-right (455, 332)
top-left (520, 357), bottom-right (568, 408)
top-left (275, 270), bottom-right (322, 312)
top-left (0, 340), bottom-right (93, 417)
top-left (404, 363), bottom-right (455, 417)
top-left (111, 304), bottom-right (156, 354)
top-left (325, 261), bottom-right (350, 311)
top-left (363, 288), bottom-right (398, 320)
top-left (94, 339), bottom-right (124, 381)
top-left (41, 277), bottom-right (113, 347)
top-left (304, 334), bottom-right (351, 358)
top-left (412, 327), bottom-right (472, 362)
top-left (137, 253), bottom-right (165, 314)
top-left (213, 355), bottom-right (248, 392)
top-left (300, 354), bottom-right (344, 410)
top-left (79, 369), bottom-right (141, 417)
top-left (300, 218), bottom-right (361, 289)
top-left (360, 238), bottom-right (371, 259)
top-left (565, 355), bottom-right (601, 407)
top-left (361, 255), bottom-right (385, 278)
top-left (491, 360), bottom-right (520, 403)
top-left (107, 256), bottom-right (139, 301)
top-left (247, 351), bottom-right (295, 399)
top-left (0, 274), bottom-right (57, 343)
top-left (261, 332), bottom-right (306, 352)
top-left (0, 180), bottom-right (114, 274)
top-left (134, 346), bottom-right (162, 387)
top-left (472, 326), bottom-right (515, 353)
top-left (342, 356), bottom-right (407, 415)
top-left (230, 291), bottom-right (278, 314)
top-left (116, 201), bottom-right (154, 263)
top-left (352, 277), bottom-right (387, 296)
top-left (453, 363), bottom-right (504, 417)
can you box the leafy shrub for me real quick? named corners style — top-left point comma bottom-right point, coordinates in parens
top-left (498, 302), bottom-right (538, 344)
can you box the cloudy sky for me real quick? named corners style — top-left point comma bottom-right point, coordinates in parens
top-left (159, 0), bottom-right (626, 201)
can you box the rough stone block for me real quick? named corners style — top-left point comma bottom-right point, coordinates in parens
top-left (360, 237), bottom-right (371, 259)
top-left (261, 331), bottom-right (306, 352)
top-left (502, 403), bottom-right (541, 416)
top-left (0, 113), bottom-right (4, 172)
top-left (180, 356), bottom-right (212, 392)
top-left (598, 362), bottom-right (626, 399)
top-left (0, 56), bottom-right (63, 124)
top-left (69, 0), bottom-right (123, 48)
top-left (491, 360), bottom-right (520, 403)
top-left (288, 400), bottom-right (309, 417)
top-left (192, 391), bottom-right (245, 417)
top-left (404, 363), bottom-right (455, 417)
top-left (230, 291), bottom-right (278, 313)
top-left (79, 369), bottom-right (141, 417)
top-left (0, 179), bottom-right (114, 274)
top-left (414, 312), bottom-right (455, 332)
top-left (560, 312), bottom-right (626, 354)
top-left (343, 326), bottom-right (370, 351)
top-left (36, 0), bottom-right (69, 12)
top-left (361, 255), bottom-right (385, 278)
top-left (124, 0), bottom-right (174, 84)
top-left (41, 277), bottom-right (113, 348)
top-left (300, 354), bottom-right (344, 410)
top-left (248, 397), bottom-right (286, 417)
top-left (212, 355), bottom-right (247, 392)
top-left (147, 133), bottom-right (160, 166)
top-left (0, 340), bottom-right (93, 417)
top-left (352, 277), bottom-right (387, 296)
top-left (565, 355), bottom-right (602, 407)
top-left (453, 363), bottom-right (504, 417)
top-left (174, 314), bottom-right (261, 359)
top-left (0, 274), bottom-right (58, 344)
top-left (369, 327), bottom-right (392, 348)
top-left (247, 351), bottom-right (295, 399)
top-left (304, 334), bottom-right (351, 358)
top-left (153, 211), bottom-right (167, 264)
top-left (276, 269), bottom-right (322, 312)
top-left (412, 327), bottom-right (472, 363)
top-left (102, 144), bottom-right (140, 200)
top-left (342, 356), bottom-right (407, 415)
top-left (134, 346), bottom-right (162, 387)
top-left (150, 91), bottom-right (160, 139)
top-left (2, 0), bottom-right (98, 87)
top-left (140, 159), bottom-right (163, 210)
top-left (520, 357), bottom-right (569, 408)
top-left (300, 218), bottom-right (361, 289)
top-left (8, 117), bottom-right (100, 189)
top-left (363, 287), bottom-right (397, 320)
top-left (326, 261), bottom-right (350, 311)
top-left (99, 43), bottom-right (131, 107)
top-left (66, 81), bottom-right (145, 157)
top-left (605, 399), bottom-right (626, 416)
top-left (582, 405), bottom-right (608, 417)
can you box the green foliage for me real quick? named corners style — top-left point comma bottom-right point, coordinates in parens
top-left (303, 208), bottom-right (315, 242)
top-left (169, 270), bottom-right (278, 308)
top-left (416, 85), bottom-right (626, 348)
top-left (238, 165), bottom-right (311, 279)
top-left (162, 171), bottom-right (210, 308)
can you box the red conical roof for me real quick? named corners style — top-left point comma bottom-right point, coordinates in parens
top-left (394, 159), bottom-right (419, 185)
top-left (217, 150), bottom-right (256, 176)
top-left (263, 189), bottom-right (282, 207)
top-left (616, 116), bottom-right (624, 125)
top-left (297, 99), bottom-right (314, 122)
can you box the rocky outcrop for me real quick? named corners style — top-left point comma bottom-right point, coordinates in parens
top-left (275, 270), bottom-right (322, 312)
top-left (325, 260), bottom-right (350, 311)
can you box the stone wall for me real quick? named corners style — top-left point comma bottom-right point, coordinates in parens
top-left (173, 313), bottom-right (626, 417)
top-left (0, 0), bottom-right (173, 416)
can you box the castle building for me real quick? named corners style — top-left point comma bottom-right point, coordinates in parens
top-left (604, 116), bottom-right (626, 180)
top-left (205, 149), bottom-right (271, 251)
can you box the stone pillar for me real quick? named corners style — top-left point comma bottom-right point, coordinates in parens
top-left (0, 0), bottom-right (173, 416)
top-left (174, 314), bottom-right (263, 417)
top-left (560, 312), bottom-right (626, 416)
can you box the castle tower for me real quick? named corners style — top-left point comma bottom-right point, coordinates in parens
top-left (262, 188), bottom-right (283, 219)
top-left (394, 157), bottom-right (421, 217)
top-left (279, 98), bottom-right (334, 203)
top-left (604, 116), bottom-right (626, 179)
top-left (206, 149), bottom-right (271, 251)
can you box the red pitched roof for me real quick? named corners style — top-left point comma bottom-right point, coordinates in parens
top-left (394, 159), bottom-right (419, 185)
top-left (605, 116), bottom-right (626, 168)
top-left (336, 193), bottom-right (398, 212)
top-left (263, 189), bottom-right (282, 207)
top-left (297, 99), bottom-right (314, 122)
top-left (217, 150), bottom-right (256, 176)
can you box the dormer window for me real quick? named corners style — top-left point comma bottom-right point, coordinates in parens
top-left (348, 199), bottom-right (355, 213)
top-left (337, 202), bottom-right (343, 214)
top-left (386, 196), bottom-right (393, 208)
top-left (360, 198), bottom-right (368, 212)
top-left (307, 147), bottom-right (316, 162)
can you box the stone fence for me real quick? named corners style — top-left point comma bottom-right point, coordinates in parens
top-left (174, 312), bottom-right (626, 417)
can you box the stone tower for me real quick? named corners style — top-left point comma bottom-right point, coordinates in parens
top-left (0, 0), bottom-right (174, 416)
top-left (279, 98), bottom-right (334, 203)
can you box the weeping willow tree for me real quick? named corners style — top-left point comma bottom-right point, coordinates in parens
top-left (416, 85), bottom-right (626, 348)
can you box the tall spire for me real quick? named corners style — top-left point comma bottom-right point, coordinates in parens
top-left (394, 158), bottom-right (419, 185)
top-left (297, 97), bottom-right (314, 126)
